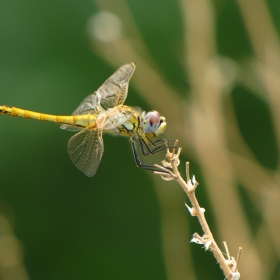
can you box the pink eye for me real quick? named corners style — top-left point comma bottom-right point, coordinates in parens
top-left (143, 111), bottom-right (161, 134)
top-left (147, 111), bottom-right (160, 126)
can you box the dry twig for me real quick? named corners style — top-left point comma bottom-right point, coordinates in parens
top-left (154, 141), bottom-right (241, 280)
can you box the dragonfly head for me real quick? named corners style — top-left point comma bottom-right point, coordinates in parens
top-left (141, 110), bottom-right (166, 137)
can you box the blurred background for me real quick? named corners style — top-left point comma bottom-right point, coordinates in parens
top-left (0, 0), bottom-right (280, 279)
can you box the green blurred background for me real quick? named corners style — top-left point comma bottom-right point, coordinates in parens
top-left (1, 0), bottom-right (280, 279)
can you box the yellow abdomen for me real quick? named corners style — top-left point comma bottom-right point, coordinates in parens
top-left (0, 105), bottom-right (97, 128)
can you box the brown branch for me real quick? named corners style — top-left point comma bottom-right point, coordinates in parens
top-left (154, 141), bottom-right (241, 280)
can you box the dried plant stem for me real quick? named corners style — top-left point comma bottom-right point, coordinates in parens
top-left (155, 142), bottom-right (241, 279)
top-left (173, 167), bottom-right (232, 277)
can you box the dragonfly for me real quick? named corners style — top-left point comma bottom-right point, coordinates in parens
top-left (0, 62), bottom-right (174, 177)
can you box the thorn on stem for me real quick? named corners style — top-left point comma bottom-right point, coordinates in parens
top-left (223, 241), bottom-right (231, 260)
top-left (191, 233), bottom-right (212, 251)
top-left (186, 174), bottom-right (199, 192)
top-left (233, 247), bottom-right (242, 273)
top-left (185, 203), bottom-right (205, 216)
top-left (186, 162), bottom-right (190, 181)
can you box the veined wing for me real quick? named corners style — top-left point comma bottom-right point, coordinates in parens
top-left (61, 63), bottom-right (135, 131)
top-left (61, 94), bottom-right (101, 131)
top-left (97, 62), bottom-right (136, 108)
top-left (67, 126), bottom-right (104, 177)
top-left (69, 62), bottom-right (136, 114)
top-left (70, 93), bottom-right (100, 116)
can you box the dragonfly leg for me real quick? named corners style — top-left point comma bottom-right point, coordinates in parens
top-left (131, 139), bottom-right (175, 177)
top-left (149, 138), bottom-right (176, 146)
top-left (138, 136), bottom-right (176, 156)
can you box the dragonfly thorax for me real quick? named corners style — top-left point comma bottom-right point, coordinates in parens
top-left (141, 110), bottom-right (166, 137)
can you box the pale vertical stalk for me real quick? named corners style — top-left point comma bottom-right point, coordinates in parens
top-left (237, 0), bottom-right (280, 163)
top-left (236, 0), bottom-right (280, 272)
top-left (178, 0), bottom-right (263, 278)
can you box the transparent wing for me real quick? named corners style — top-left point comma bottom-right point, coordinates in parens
top-left (67, 126), bottom-right (104, 177)
top-left (60, 125), bottom-right (84, 132)
top-left (97, 62), bottom-right (136, 108)
top-left (61, 94), bottom-right (101, 131)
top-left (70, 93), bottom-right (100, 116)
top-left (61, 62), bottom-right (135, 131)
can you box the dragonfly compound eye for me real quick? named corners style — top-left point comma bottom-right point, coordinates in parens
top-left (143, 111), bottom-right (164, 134)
